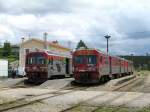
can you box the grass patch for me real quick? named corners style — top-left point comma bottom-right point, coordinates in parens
top-left (65, 105), bottom-right (97, 112)
top-left (68, 105), bottom-right (150, 112)
top-left (136, 70), bottom-right (150, 77)
top-left (137, 106), bottom-right (150, 112)
top-left (95, 106), bottom-right (136, 112)
top-left (95, 106), bottom-right (150, 112)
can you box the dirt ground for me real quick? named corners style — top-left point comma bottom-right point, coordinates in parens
top-left (0, 71), bottom-right (150, 112)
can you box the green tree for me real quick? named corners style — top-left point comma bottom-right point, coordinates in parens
top-left (76, 40), bottom-right (88, 50)
top-left (0, 48), bottom-right (3, 57)
top-left (3, 41), bottom-right (11, 57)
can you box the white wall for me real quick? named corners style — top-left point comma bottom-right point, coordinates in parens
top-left (0, 60), bottom-right (8, 77)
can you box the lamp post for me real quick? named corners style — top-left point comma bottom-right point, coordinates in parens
top-left (131, 54), bottom-right (134, 62)
top-left (104, 35), bottom-right (111, 53)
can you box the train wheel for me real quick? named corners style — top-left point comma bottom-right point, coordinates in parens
top-left (105, 76), bottom-right (110, 82)
top-left (115, 74), bottom-right (119, 79)
top-left (24, 79), bottom-right (30, 84)
top-left (99, 76), bottom-right (105, 83)
top-left (106, 75), bottom-right (111, 81)
top-left (119, 74), bottom-right (122, 78)
top-left (111, 75), bottom-right (115, 80)
top-left (99, 76), bottom-right (109, 83)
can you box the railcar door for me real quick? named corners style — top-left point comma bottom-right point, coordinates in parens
top-left (66, 58), bottom-right (70, 74)
top-left (119, 59), bottom-right (121, 74)
top-left (124, 61), bottom-right (126, 73)
top-left (47, 59), bottom-right (54, 78)
top-left (109, 56), bottom-right (112, 75)
top-left (65, 58), bottom-right (72, 77)
top-left (127, 62), bottom-right (129, 73)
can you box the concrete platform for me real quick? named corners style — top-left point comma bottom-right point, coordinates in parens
top-left (106, 75), bottom-right (136, 86)
top-left (0, 78), bottom-right (26, 88)
top-left (38, 78), bottom-right (74, 89)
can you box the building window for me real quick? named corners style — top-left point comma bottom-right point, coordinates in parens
top-left (25, 49), bottom-right (29, 54)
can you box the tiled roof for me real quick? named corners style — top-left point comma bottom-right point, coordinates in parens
top-left (22, 38), bottom-right (71, 51)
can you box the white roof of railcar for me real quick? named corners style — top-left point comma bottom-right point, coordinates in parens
top-left (28, 48), bottom-right (72, 58)
top-left (46, 50), bottom-right (72, 58)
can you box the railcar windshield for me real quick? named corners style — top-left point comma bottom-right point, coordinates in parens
top-left (27, 54), bottom-right (46, 65)
top-left (74, 55), bottom-right (97, 64)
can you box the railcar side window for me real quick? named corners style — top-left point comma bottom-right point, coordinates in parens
top-left (26, 55), bottom-right (46, 65)
top-left (49, 59), bottom-right (53, 65)
top-left (105, 57), bottom-right (109, 65)
top-left (100, 56), bottom-right (102, 63)
top-left (87, 55), bottom-right (97, 64)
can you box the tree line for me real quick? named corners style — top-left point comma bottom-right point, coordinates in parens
top-left (0, 42), bottom-right (18, 62)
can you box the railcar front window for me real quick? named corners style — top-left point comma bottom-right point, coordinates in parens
top-left (74, 56), bottom-right (85, 64)
top-left (74, 55), bottom-right (97, 64)
top-left (28, 58), bottom-right (35, 64)
top-left (87, 55), bottom-right (97, 64)
top-left (27, 55), bottom-right (46, 65)
top-left (37, 57), bottom-right (46, 64)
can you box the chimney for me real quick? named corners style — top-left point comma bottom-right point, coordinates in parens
top-left (52, 40), bottom-right (58, 44)
top-left (43, 32), bottom-right (48, 49)
top-left (21, 37), bottom-right (25, 43)
top-left (68, 41), bottom-right (71, 48)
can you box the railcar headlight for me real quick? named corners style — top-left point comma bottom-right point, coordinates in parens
top-left (42, 68), bottom-right (46, 72)
top-left (87, 66), bottom-right (97, 71)
top-left (72, 67), bottom-right (74, 72)
top-left (40, 67), bottom-right (47, 72)
top-left (25, 67), bottom-right (30, 72)
top-left (75, 67), bottom-right (78, 71)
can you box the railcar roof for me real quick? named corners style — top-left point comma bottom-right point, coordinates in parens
top-left (75, 49), bottom-right (133, 63)
top-left (45, 50), bottom-right (72, 58)
top-left (27, 49), bottom-right (72, 58)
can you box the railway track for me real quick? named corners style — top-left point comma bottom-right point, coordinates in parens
top-left (61, 87), bottom-right (134, 112)
top-left (0, 75), bottom-right (141, 112)
top-left (111, 76), bottom-right (143, 91)
top-left (0, 85), bottom-right (88, 112)
top-left (60, 76), bottom-right (142, 112)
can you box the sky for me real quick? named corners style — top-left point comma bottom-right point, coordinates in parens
top-left (0, 0), bottom-right (150, 55)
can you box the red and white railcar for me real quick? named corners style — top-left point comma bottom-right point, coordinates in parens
top-left (73, 49), bottom-right (134, 83)
top-left (25, 49), bottom-right (72, 83)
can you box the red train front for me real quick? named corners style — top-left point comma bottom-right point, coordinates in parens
top-left (25, 52), bottom-right (48, 83)
top-left (73, 49), bottom-right (100, 83)
top-left (25, 50), bottom-right (72, 83)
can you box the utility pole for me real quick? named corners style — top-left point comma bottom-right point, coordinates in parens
top-left (104, 35), bottom-right (111, 53)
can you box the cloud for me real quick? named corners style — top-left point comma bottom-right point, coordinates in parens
top-left (0, 0), bottom-right (72, 15)
top-left (0, 24), bottom-right (15, 43)
top-left (0, 0), bottom-right (150, 55)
